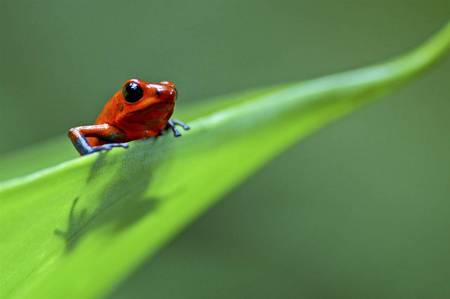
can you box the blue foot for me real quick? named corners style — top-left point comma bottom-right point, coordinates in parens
top-left (89, 142), bottom-right (129, 154)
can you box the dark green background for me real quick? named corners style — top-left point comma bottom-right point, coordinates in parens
top-left (1, 1), bottom-right (450, 298)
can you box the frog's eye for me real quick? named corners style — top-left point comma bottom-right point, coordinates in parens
top-left (122, 81), bottom-right (144, 103)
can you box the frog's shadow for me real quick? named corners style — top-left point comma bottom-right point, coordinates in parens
top-left (54, 142), bottom-right (161, 252)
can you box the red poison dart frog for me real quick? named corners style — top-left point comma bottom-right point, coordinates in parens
top-left (68, 79), bottom-right (189, 155)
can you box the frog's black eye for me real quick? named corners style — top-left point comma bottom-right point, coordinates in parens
top-left (122, 81), bottom-right (144, 103)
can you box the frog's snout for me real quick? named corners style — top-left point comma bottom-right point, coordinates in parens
top-left (159, 81), bottom-right (177, 100)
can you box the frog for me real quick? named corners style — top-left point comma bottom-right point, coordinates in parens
top-left (68, 78), bottom-right (189, 155)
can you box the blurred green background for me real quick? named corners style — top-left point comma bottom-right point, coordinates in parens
top-left (1, 0), bottom-right (450, 298)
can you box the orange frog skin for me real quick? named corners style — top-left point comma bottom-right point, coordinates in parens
top-left (68, 78), bottom-right (189, 155)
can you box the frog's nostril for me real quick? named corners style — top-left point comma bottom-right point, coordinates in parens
top-left (170, 89), bottom-right (177, 99)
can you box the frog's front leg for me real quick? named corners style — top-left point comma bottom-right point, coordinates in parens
top-left (166, 119), bottom-right (190, 137)
top-left (68, 124), bottom-right (128, 155)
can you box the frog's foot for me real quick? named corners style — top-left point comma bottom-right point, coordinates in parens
top-left (90, 142), bottom-right (129, 154)
top-left (166, 119), bottom-right (190, 137)
top-left (171, 119), bottom-right (190, 130)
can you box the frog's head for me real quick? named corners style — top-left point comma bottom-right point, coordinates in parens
top-left (115, 78), bottom-right (177, 127)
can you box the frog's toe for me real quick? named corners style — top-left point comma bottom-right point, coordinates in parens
top-left (93, 143), bottom-right (129, 152)
top-left (107, 142), bottom-right (129, 149)
top-left (181, 123), bottom-right (190, 130)
top-left (115, 142), bottom-right (129, 148)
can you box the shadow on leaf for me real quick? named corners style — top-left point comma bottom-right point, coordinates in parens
top-left (54, 139), bottom-right (165, 252)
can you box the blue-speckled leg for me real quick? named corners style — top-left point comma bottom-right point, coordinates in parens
top-left (167, 119), bottom-right (190, 137)
top-left (73, 135), bottom-right (128, 155)
top-left (68, 124), bottom-right (128, 155)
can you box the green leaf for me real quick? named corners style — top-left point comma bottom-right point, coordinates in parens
top-left (1, 22), bottom-right (449, 299)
